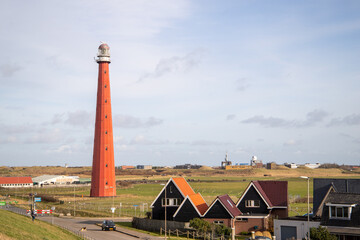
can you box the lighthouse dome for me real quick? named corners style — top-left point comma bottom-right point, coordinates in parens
top-left (97, 43), bottom-right (110, 63)
top-left (99, 43), bottom-right (110, 50)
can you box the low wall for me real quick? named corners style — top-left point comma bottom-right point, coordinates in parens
top-left (132, 217), bottom-right (187, 232)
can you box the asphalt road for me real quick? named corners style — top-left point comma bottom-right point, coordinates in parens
top-left (1, 205), bottom-right (162, 240)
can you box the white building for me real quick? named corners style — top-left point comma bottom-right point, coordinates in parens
top-left (32, 175), bottom-right (79, 186)
top-left (0, 177), bottom-right (33, 188)
top-left (274, 218), bottom-right (320, 240)
top-left (304, 163), bottom-right (321, 169)
top-left (284, 163), bottom-right (298, 169)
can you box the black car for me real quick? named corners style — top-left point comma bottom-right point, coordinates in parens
top-left (101, 220), bottom-right (116, 231)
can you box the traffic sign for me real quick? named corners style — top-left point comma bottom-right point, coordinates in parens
top-left (34, 197), bottom-right (41, 202)
top-left (0, 201), bottom-right (5, 206)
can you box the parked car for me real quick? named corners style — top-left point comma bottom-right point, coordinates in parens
top-left (246, 237), bottom-right (272, 240)
top-left (101, 220), bottom-right (116, 231)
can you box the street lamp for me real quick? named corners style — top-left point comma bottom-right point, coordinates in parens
top-left (160, 183), bottom-right (167, 240)
top-left (73, 185), bottom-right (76, 217)
top-left (300, 176), bottom-right (310, 240)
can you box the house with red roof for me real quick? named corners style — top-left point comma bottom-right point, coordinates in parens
top-left (150, 177), bottom-right (208, 221)
top-left (173, 193), bottom-right (208, 222)
top-left (235, 180), bottom-right (288, 232)
top-left (0, 177), bottom-right (33, 188)
top-left (203, 194), bottom-right (241, 229)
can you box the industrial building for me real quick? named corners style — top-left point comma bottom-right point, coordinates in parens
top-left (0, 177), bottom-right (33, 188)
top-left (32, 175), bottom-right (79, 186)
top-left (136, 165), bottom-right (152, 170)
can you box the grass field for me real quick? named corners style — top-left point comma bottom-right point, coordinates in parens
top-left (1, 167), bottom-right (359, 218)
top-left (0, 209), bottom-right (81, 240)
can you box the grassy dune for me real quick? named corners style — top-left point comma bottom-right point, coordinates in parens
top-left (0, 209), bottom-right (80, 240)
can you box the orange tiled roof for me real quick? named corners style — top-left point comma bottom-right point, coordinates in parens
top-left (172, 177), bottom-right (195, 196)
top-left (0, 177), bottom-right (33, 184)
top-left (189, 193), bottom-right (208, 215)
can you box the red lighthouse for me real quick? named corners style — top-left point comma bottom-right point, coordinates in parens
top-left (90, 43), bottom-right (116, 197)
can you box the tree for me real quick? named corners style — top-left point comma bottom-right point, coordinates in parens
top-left (310, 226), bottom-right (337, 240)
top-left (189, 218), bottom-right (211, 238)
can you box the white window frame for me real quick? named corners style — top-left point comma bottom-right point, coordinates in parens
top-left (213, 220), bottom-right (224, 224)
top-left (161, 198), bottom-right (181, 207)
top-left (327, 203), bottom-right (355, 220)
top-left (245, 200), bottom-right (260, 208)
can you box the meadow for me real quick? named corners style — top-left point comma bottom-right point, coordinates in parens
top-left (1, 167), bottom-right (359, 218)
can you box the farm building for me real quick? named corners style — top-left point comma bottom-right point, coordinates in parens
top-left (0, 177), bottom-right (33, 188)
top-left (150, 177), bottom-right (208, 221)
top-left (203, 194), bottom-right (241, 229)
top-left (32, 175), bottom-right (79, 186)
top-left (236, 181), bottom-right (288, 233)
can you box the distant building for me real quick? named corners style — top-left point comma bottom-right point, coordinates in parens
top-left (173, 164), bottom-right (202, 169)
top-left (221, 153), bottom-right (232, 169)
top-left (266, 162), bottom-right (277, 169)
top-left (225, 163), bottom-right (251, 170)
top-left (120, 166), bottom-right (136, 170)
top-left (136, 165), bottom-right (152, 170)
top-left (32, 175), bottom-right (79, 187)
top-left (0, 177), bottom-right (33, 188)
top-left (304, 163), bottom-right (321, 169)
top-left (250, 156), bottom-right (263, 168)
top-left (284, 163), bottom-right (298, 169)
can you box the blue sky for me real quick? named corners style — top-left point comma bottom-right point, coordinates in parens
top-left (0, 0), bottom-right (359, 166)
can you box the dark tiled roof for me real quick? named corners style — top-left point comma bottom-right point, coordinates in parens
top-left (313, 178), bottom-right (360, 216)
top-left (253, 181), bottom-right (288, 207)
top-left (321, 192), bottom-right (360, 227)
top-left (324, 192), bottom-right (360, 204)
top-left (217, 194), bottom-right (242, 217)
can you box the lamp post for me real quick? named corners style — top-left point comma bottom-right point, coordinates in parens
top-left (73, 185), bottom-right (76, 217)
top-left (160, 183), bottom-right (167, 240)
top-left (300, 176), bottom-right (310, 240)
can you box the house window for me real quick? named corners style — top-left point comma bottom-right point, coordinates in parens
top-left (161, 198), bottom-right (181, 206)
top-left (330, 206), bottom-right (350, 219)
top-left (213, 221), bottom-right (224, 224)
top-left (170, 186), bottom-right (173, 193)
top-left (237, 218), bottom-right (248, 222)
top-left (245, 200), bottom-right (260, 208)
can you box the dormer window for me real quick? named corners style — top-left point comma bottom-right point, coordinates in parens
top-left (327, 203), bottom-right (355, 220)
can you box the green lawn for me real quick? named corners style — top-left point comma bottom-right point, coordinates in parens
top-left (1, 176), bottom-right (315, 218)
top-left (0, 209), bottom-right (81, 240)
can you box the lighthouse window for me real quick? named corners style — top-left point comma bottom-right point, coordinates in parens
top-left (106, 181), bottom-right (108, 185)
top-left (104, 70), bottom-right (107, 74)
top-left (105, 99), bottom-right (107, 103)
top-left (105, 84), bottom-right (107, 88)
top-left (105, 131), bottom-right (108, 134)
top-left (105, 147), bottom-right (108, 151)
top-left (106, 164), bottom-right (108, 167)
top-left (105, 115), bottom-right (107, 119)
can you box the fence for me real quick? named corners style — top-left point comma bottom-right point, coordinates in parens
top-left (159, 228), bottom-right (229, 240)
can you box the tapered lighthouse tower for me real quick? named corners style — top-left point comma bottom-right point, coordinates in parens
top-left (90, 43), bottom-right (116, 197)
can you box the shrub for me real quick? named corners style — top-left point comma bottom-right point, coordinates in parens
top-left (310, 226), bottom-right (337, 240)
top-left (189, 218), bottom-right (211, 234)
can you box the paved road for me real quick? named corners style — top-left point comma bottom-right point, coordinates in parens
top-left (1, 205), bottom-right (162, 240)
